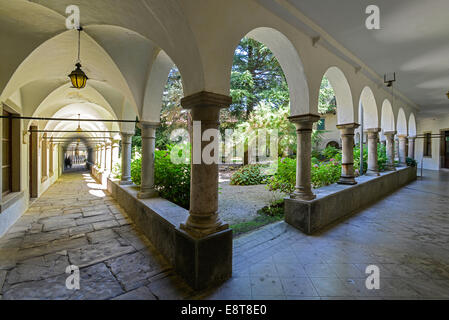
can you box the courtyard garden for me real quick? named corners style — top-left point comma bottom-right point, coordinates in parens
top-left (115, 37), bottom-right (409, 237)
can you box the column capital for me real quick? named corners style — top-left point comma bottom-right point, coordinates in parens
top-left (288, 114), bottom-right (320, 130)
top-left (397, 134), bottom-right (408, 139)
top-left (120, 131), bottom-right (134, 137)
top-left (336, 122), bottom-right (360, 130)
top-left (364, 128), bottom-right (381, 134)
top-left (138, 121), bottom-right (160, 129)
top-left (384, 130), bottom-right (397, 136)
top-left (181, 91), bottom-right (232, 110)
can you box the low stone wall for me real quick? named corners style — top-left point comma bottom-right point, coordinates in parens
top-left (285, 166), bottom-right (417, 234)
top-left (106, 179), bottom-right (232, 290)
top-left (91, 166), bottom-right (108, 186)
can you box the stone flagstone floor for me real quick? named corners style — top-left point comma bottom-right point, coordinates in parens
top-left (1, 169), bottom-right (449, 300)
top-left (0, 172), bottom-right (194, 300)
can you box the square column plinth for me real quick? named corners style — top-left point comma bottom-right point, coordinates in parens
top-left (174, 228), bottom-right (233, 290)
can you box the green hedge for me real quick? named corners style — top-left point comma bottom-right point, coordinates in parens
top-left (230, 164), bottom-right (267, 185)
top-left (131, 146), bottom-right (190, 209)
top-left (268, 144), bottom-right (388, 193)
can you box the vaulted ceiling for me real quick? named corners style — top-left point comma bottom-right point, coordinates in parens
top-left (285, 0), bottom-right (449, 116)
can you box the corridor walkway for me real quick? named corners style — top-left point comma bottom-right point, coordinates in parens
top-left (0, 171), bottom-right (193, 300)
top-left (1, 170), bottom-right (449, 299)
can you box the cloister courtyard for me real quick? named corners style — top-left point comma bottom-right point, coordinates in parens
top-left (1, 0), bottom-right (449, 301)
top-left (1, 169), bottom-right (449, 299)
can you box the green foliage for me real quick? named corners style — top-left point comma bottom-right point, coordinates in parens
top-left (230, 38), bottom-right (289, 118)
top-left (318, 77), bottom-right (337, 114)
top-left (154, 146), bottom-right (190, 209)
top-left (406, 157), bottom-right (417, 167)
top-left (311, 160), bottom-right (341, 188)
top-left (321, 146), bottom-right (340, 160)
top-left (268, 143), bottom-right (390, 193)
top-left (353, 145), bottom-right (367, 174)
top-left (231, 199), bottom-right (284, 237)
top-left (130, 157), bottom-right (142, 186)
top-left (111, 162), bottom-right (121, 179)
top-left (377, 143), bottom-right (387, 171)
top-left (230, 214), bottom-right (283, 238)
top-left (233, 102), bottom-right (296, 157)
top-left (130, 145), bottom-right (191, 209)
top-left (267, 157), bottom-right (296, 193)
top-left (230, 164), bottom-right (267, 186)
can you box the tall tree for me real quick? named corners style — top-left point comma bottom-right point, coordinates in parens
top-left (230, 38), bottom-right (289, 120)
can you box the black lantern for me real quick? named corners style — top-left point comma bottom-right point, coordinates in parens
top-left (68, 27), bottom-right (88, 89)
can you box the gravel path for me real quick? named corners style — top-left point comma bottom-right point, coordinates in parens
top-left (218, 172), bottom-right (285, 225)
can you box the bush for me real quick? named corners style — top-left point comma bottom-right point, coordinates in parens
top-left (230, 164), bottom-right (267, 185)
top-left (311, 159), bottom-right (341, 188)
top-left (321, 146), bottom-right (340, 160)
top-left (267, 157), bottom-right (296, 193)
top-left (406, 157), bottom-right (417, 167)
top-left (130, 145), bottom-right (191, 209)
top-left (131, 157), bottom-right (142, 185)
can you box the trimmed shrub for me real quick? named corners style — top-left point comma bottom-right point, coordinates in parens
top-left (230, 164), bottom-right (268, 186)
top-left (406, 157), bottom-right (417, 167)
top-left (130, 145), bottom-right (190, 209)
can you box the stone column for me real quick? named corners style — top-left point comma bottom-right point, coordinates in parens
top-left (365, 128), bottom-right (381, 176)
top-left (384, 131), bottom-right (396, 171)
top-left (337, 123), bottom-right (359, 185)
top-left (408, 136), bottom-right (416, 160)
top-left (137, 122), bottom-right (159, 199)
top-left (288, 114), bottom-right (321, 200)
top-left (180, 91), bottom-right (232, 238)
top-left (110, 138), bottom-right (120, 177)
top-left (398, 134), bottom-right (407, 165)
top-left (101, 144), bottom-right (107, 169)
top-left (105, 141), bottom-right (112, 172)
top-left (120, 132), bottom-right (133, 185)
top-left (98, 144), bottom-right (103, 168)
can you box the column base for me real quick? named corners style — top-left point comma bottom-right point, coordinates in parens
top-left (290, 190), bottom-right (316, 201)
top-left (366, 170), bottom-right (380, 176)
top-left (180, 221), bottom-right (229, 239)
top-left (174, 228), bottom-right (232, 290)
top-left (137, 188), bottom-right (159, 199)
top-left (119, 179), bottom-right (133, 186)
top-left (337, 176), bottom-right (357, 185)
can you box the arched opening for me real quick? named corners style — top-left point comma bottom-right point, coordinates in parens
top-left (397, 108), bottom-right (408, 136)
top-left (381, 99), bottom-right (395, 133)
top-left (315, 67), bottom-right (354, 152)
top-left (359, 86), bottom-right (379, 129)
top-left (408, 113), bottom-right (417, 137)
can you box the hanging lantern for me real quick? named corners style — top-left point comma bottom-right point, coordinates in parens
top-left (68, 27), bottom-right (88, 89)
top-left (69, 63), bottom-right (88, 89)
top-left (76, 114), bottom-right (83, 133)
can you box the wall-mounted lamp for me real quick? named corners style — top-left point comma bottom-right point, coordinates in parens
top-left (384, 72), bottom-right (396, 87)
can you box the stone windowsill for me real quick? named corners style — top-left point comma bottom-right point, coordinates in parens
top-left (0, 190), bottom-right (25, 213)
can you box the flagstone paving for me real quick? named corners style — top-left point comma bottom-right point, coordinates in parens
top-left (0, 171), bottom-right (193, 300)
top-left (1, 170), bottom-right (449, 300)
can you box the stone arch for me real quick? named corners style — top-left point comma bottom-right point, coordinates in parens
top-left (141, 50), bottom-right (181, 122)
top-left (0, 29), bottom-right (139, 117)
top-left (408, 113), bottom-right (417, 137)
top-left (234, 27), bottom-right (310, 116)
top-left (359, 86), bottom-right (379, 129)
top-left (321, 66), bottom-right (354, 124)
top-left (381, 99), bottom-right (395, 132)
top-left (397, 108), bottom-right (408, 135)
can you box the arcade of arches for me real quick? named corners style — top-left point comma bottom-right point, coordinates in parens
top-left (1, 1), bottom-right (449, 299)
